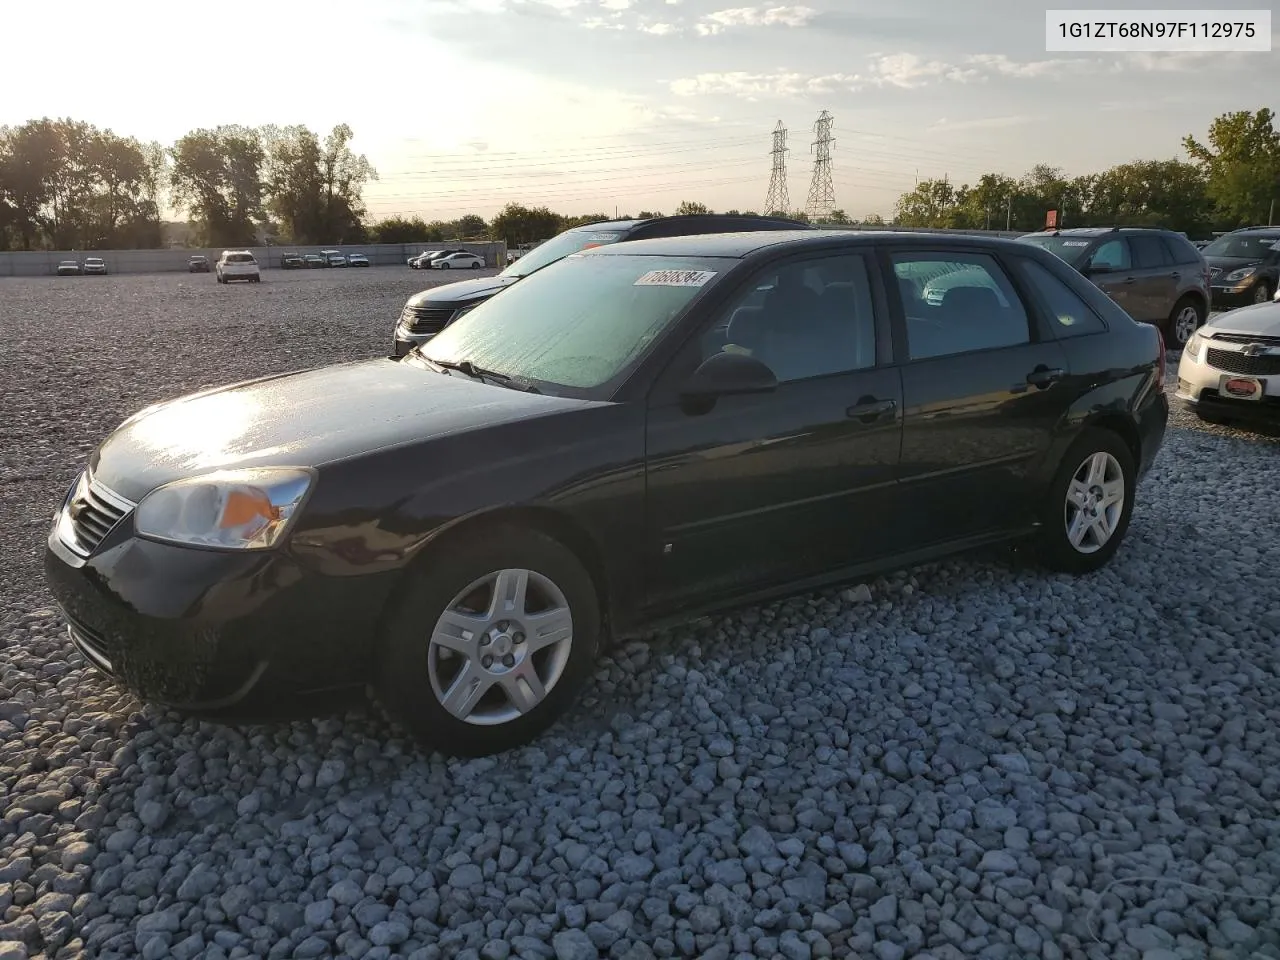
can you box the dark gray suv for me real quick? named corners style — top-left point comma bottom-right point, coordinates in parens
top-left (1018, 227), bottom-right (1211, 348)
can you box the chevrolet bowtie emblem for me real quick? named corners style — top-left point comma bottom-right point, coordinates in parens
top-left (1242, 343), bottom-right (1266, 356)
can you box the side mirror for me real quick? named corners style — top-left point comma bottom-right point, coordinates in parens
top-left (680, 350), bottom-right (778, 399)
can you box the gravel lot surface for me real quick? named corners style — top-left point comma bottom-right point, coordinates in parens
top-left (1, 271), bottom-right (1278, 960)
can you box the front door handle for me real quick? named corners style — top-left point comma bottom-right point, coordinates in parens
top-left (1026, 366), bottom-right (1065, 389)
top-left (1121, 276), bottom-right (1136, 284)
top-left (1170, 271), bottom-right (1181, 279)
top-left (847, 396), bottom-right (896, 423)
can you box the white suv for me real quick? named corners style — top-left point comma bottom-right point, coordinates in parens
top-left (216, 251), bottom-right (261, 284)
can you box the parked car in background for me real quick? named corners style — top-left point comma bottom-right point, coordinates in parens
top-left (410, 248), bottom-right (467, 269)
top-left (82, 257), bottom-right (108, 275)
top-left (347, 253), bottom-right (370, 267)
top-left (56, 261), bottom-right (81, 276)
top-left (216, 250), bottom-right (261, 284)
top-left (188, 255), bottom-right (211, 273)
top-left (280, 252), bottom-right (305, 270)
top-left (1017, 226), bottom-right (1210, 348)
top-left (1177, 297), bottom-right (1280, 427)
top-left (1197, 227), bottom-right (1280, 310)
top-left (393, 214), bottom-right (810, 356)
top-left (304, 255), bottom-right (325, 269)
top-left (44, 230), bottom-right (1167, 757)
top-left (430, 252), bottom-right (485, 270)
top-left (325, 252), bottom-right (348, 268)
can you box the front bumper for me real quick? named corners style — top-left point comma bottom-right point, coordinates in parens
top-left (44, 500), bottom-right (395, 715)
top-left (1209, 282), bottom-right (1267, 310)
top-left (1175, 345), bottom-right (1280, 423)
top-left (393, 323), bottom-right (435, 357)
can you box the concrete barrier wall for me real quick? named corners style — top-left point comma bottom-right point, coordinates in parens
top-left (0, 242), bottom-right (508, 277)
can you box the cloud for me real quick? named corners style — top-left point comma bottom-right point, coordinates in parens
top-left (582, 15), bottom-right (626, 27)
top-left (866, 52), bottom-right (981, 87)
top-left (696, 4), bottom-right (816, 35)
top-left (640, 21), bottom-right (678, 34)
top-left (598, 0), bottom-right (633, 8)
top-left (930, 115), bottom-right (1034, 132)
top-left (670, 71), bottom-right (864, 98)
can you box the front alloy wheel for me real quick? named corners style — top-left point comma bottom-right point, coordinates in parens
top-left (427, 568), bottom-right (573, 725)
top-left (1254, 282), bottom-right (1273, 305)
top-left (1063, 452), bottom-right (1125, 554)
top-left (374, 525), bottom-right (600, 756)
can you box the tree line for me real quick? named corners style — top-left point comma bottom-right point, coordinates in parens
top-left (2, 107), bottom-right (1274, 251)
top-left (0, 120), bottom-right (377, 250)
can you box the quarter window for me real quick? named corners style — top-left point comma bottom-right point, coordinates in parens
top-left (702, 254), bottom-right (878, 381)
top-left (1015, 258), bottom-right (1107, 337)
top-left (892, 252), bottom-right (1031, 360)
top-left (1088, 239), bottom-right (1130, 271)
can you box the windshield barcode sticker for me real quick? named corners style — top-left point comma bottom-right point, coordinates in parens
top-left (1061, 240), bottom-right (1090, 246)
top-left (634, 269), bottom-right (717, 287)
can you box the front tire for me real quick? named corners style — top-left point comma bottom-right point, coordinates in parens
top-left (1165, 296), bottom-right (1204, 349)
top-left (1035, 427), bottom-right (1136, 575)
top-left (374, 525), bottom-right (600, 757)
top-left (1252, 281), bottom-right (1273, 305)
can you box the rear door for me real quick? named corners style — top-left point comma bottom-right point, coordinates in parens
top-left (1128, 234), bottom-right (1177, 321)
top-left (1083, 237), bottom-right (1137, 316)
top-left (888, 246), bottom-right (1072, 548)
top-left (644, 249), bottom-right (903, 612)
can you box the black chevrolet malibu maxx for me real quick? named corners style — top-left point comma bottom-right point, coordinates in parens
top-left (46, 231), bottom-right (1168, 757)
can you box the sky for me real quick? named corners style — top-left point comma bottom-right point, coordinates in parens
top-left (3, 0), bottom-right (1276, 221)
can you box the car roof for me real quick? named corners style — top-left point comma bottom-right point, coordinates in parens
top-left (1021, 226), bottom-right (1176, 238)
top-left (1222, 226), bottom-right (1280, 235)
top-left (565, 213), bottom-right (808, 236)
top-left (583, 228), bottom-right (1040, 259)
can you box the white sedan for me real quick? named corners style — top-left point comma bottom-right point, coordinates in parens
top-left (430, 252), bottom-right (485, 270)
top-left (1176, 299), bottom-right (1280, 429)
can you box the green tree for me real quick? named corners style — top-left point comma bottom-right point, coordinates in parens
top-left (489, 203), bottom-right (561, 246)
top-left (261, 123), bottom-right (376, 244)
top-left (1183, 108), bottom-right (1280, 227)
top-left (674, 200), bottom-right (710, 215)
top-left (452, 214), bottom-right (488, 238)
top-left (861, 213), bottom-right (885, 225)
top-left (1085, 159), bottom-right (1210, 235)
top-left (369, 217), bottom-right (431, 243)
top-left (169, 125), bottom-right (266, 246)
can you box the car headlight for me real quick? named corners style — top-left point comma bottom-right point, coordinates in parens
top-left (1223, 266), bottom-right (1256, 283)
top-left (134, 467), bottom-right (315, 550)
top-left (1184, 331), bottom-right (1206, 361)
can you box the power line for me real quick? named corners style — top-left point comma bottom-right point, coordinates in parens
top-left (805, 110), bottom-right (836, 221)
top-left (764, 121), bottom-right (790, 216)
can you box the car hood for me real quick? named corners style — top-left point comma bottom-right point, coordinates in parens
top-left (88, 359), bottom-right (589, 503)
top-left (406, 274), bottom-right (520, 308)
top-left (1205, 256), bottom-right (1264, 271)
top-left (1205, 302), bottom-right (1280, 338)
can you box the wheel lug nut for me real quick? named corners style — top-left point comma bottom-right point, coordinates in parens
top-left (513, 633), bottom-right (525, 644)
top-left (482, 655), bottom-right (493, 668)
top-left (503, 655), bottom-right (515, 668)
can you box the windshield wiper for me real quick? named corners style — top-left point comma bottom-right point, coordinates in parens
top-left (426, 357), bottom-right (541, 393)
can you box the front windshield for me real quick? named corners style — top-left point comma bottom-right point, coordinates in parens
top-left (1200, 233), bottom-right (1280, 259)
top-left (500, 228), bottom-right (627, 278)
top-left (1017, 235), bottom-right (1095, 266)
top-left (421, 253), bottom-right (730, 392)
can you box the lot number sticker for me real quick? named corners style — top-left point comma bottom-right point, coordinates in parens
top-left (634, 269), bottom-right (717, 287)
top-left (1061, 240), bottom-right (1090, 246)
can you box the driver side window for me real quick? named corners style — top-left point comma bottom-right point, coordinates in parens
top-left (699, 254), bottom-right (877, 383)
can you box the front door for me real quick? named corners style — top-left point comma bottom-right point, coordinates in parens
top-left (643, 250), bottom-right (904, 614)
top-left (890, 247), bottom-right (1072, 548)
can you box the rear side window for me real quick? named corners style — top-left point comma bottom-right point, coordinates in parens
top-left (1130, 235), bottom-right (1170, 269)
top-left (1161, 235), bottom-right (1203, 265)
top-left (892, 252), bottom-right (1031, 361)
top-left (1014, 258), bottom-right (1107, 338)
top-left (1088, 239), bottom-right (1130, 271)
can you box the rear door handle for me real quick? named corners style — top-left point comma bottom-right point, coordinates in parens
top-left (1025, 367), bottom-right (1065, 389)
top-left (1121, 276), bottom-right (1136, 284)
top-left (847, 397), bottom-right (896, 423)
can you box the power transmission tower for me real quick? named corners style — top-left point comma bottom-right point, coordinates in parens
top-left (805, 110), bottom-right (836, 221)
top-left (764, 121), bottom-right (789, 216)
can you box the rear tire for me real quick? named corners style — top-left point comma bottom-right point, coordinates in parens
top-left (1164, 296), bottom-right (1204, 349)
top-left (374, 525), bottom-right (601, 757)
top-left (1035, 427), bottom-right (1136, 575)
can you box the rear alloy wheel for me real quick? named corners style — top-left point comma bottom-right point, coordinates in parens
top-left (1036, 427), bottom-right (1136, 574)
top-left (374, 526), bottom-right (600, 757)
top-left (1165, 297), bottom-right (1204, 349)
top-left (1253, 281), bottom-right (1273, 305)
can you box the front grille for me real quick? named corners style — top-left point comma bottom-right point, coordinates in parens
top-left (67, 619), bottom-right (115, 674)
top-left (1210, 332), bottom-right (1280, 347)
top-left (1209, 267), bottom-right (1222, 279)
top-left (61, 473), bottom-right (134, 556)
top-left (402, 305), bottom-right (456, 334)
top-left (1206, 348), bottom-right (1280, 376)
